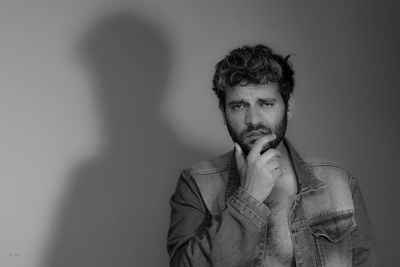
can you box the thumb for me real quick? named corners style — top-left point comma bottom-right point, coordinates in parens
top-left (234, 143), bottom-right (246, 170)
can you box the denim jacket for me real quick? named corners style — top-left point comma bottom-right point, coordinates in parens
top-left (167, 140), bottom-right (375, 266)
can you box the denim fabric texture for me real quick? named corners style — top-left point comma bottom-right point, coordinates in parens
top-left (167, 139), bottom-right (375, 266)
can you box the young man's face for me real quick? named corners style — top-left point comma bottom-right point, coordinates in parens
top-left (221, 83), bottom-right (290, 155)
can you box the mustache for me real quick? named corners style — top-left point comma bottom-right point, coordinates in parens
top-left (244, 125), bottom-right (272, 135)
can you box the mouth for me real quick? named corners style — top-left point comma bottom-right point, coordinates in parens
top-left (246, 131), bottom-right (268, 144)
top-left (247, 131), bottom-right (267, 138)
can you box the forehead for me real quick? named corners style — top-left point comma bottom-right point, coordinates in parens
top-left (225, 83), bottom-right (281, 101)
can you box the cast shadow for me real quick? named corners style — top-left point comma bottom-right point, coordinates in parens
top-left (44, 12), bottom-right (210, 267)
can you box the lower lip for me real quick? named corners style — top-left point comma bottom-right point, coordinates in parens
top-left (246, 133), bottom-right (265, 143)
top-left (247, 132), bottom-right (266, 138)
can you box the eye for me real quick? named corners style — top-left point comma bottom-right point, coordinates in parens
top-left (230, 104), bottom-right (246, 110)
top-left (260, 102), bottom-right (274, 107)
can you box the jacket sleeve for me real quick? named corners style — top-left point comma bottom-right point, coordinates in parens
top-left (167, 169), bottom-right (271, 267)
top-left (350, 175), bottom-right (377, 266)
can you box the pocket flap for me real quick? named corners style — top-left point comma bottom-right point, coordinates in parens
top-left (310, 210), bottom-right (356, 243)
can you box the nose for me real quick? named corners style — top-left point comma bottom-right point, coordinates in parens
top-left (245, 107), bottom-right (262, 126)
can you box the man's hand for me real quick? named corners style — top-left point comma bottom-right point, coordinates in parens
top-left (235, 134), bottom-right (282, 202)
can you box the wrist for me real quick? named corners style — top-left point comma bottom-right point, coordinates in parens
top-left (242, 186), bottom-right (266, 202)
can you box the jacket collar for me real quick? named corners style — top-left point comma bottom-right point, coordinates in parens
top-left (225, 138), bottom-right (325, 201)
top-left (284, 138), bottom-right (325, 194)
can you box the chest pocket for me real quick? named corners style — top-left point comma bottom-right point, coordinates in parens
top-left (310, 210), bottom-right (356, 267)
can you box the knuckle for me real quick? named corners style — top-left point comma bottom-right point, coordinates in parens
top-left (262, 149), bottom-right (274, 157)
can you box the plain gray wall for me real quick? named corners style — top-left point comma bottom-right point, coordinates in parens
top-left (0, 1), bottom-right (398, 266)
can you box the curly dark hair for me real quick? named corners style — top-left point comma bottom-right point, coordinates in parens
top-left (212, 44), bottom-right (295, 107)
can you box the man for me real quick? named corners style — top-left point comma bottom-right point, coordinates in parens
top-left (167, 45), bottom-right (375, 266)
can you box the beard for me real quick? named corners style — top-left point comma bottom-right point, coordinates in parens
top-left (226, 112), bottom-right (288, 156)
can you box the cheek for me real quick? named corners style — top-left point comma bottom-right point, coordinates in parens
top-left (226, 117), bottom-right (245, 134)
top-left (261, 108), bottom-right (285, 125)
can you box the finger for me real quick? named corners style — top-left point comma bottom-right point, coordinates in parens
top-left (256, 148), bottom-right (281, 166)
top-left (257, 156), bottom-right (280, 173)
top-left (272, 167), bottom-right (283, 178)
top-left (248, 134), bottom-right (276, 161)
top-left (234, 143), bottom-right (246, 171)
top-left (265, 158), bottom-right (280, 171)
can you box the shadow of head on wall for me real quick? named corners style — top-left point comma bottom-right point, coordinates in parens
top-left (81, 11), bottom-right (171, 152)
top-left (44, 11), bottom-right (210, 267)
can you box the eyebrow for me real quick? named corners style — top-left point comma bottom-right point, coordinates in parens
top-left (258, 98), bottom-right (277, 103)
top-left (227, 100), bottom-right (247, 106)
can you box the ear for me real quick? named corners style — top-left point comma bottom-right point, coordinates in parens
top-left (219, 102), bottom-right (227, 125)
top-left (287, 94), bottom-right (294, 119)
